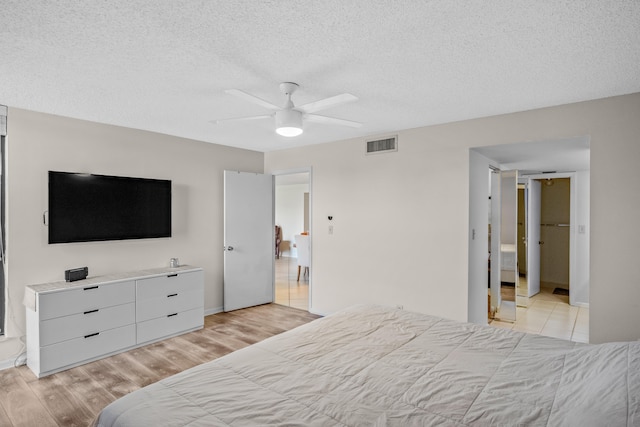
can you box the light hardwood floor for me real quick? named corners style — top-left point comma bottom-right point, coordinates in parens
top-left (274, 256), bottom-right (309, 311)
top-left (0, 304), bottom-right (320, 427)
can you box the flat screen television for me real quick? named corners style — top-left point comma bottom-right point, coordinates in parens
top-left (48, 171), bottom-right (172, 244)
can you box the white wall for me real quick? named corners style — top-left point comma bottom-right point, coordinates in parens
top-left (267, 131), bottom-right (472, 321)
top-left (2, 108), bottom-right (263, 359)
top-left (265, 92), bottom-right (640, 344)
top-left (275, 183), bottom-right (309, 257)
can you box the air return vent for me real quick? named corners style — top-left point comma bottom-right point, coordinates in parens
top-left (366, 135), bottom-right (397, 154)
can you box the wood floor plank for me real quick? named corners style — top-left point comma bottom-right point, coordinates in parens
top-left (104, 350), bottom-right (165, 388)
top-left (125, 345), bottom-right (185, 379)
top-left (213, 322), bottom-right (278, 344)
top-left (201, 327), bottom-right (257, 350)
top-left (0, 303), bottom-right (320, 426)
top-left (16, 364), bottom-right (38, 383)
top-left (76, 358), bottom-right (140, 400)
top-left (0, 400), bottom-right (14, 427)
top-left (51, 367), bottom-right (117, 417)
top-left (144, 338), bottom-right (207, 372)
top-left (183, 326), bottom-right (245, 354)
top-left (164, 334), bottom-right (225, 365)
top-left (0, 368), bottom-right (58, 427)
top-left (27, 373), bottom-right (95, 427)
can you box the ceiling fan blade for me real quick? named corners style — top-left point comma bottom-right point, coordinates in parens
top-left (305, 114), bottom-right (362, 128)
top-left (297, 93), bottom-right (358, 114)
top-left (224, 89), bottom-right (281, 110)
top-left (211, 114), bottom-right (272, 124)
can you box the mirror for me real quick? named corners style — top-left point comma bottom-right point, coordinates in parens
top-left (489, 168), bottom-right (517, 322)
top-left (499, 170), bottom-right (517, 322)
top-left (274, 172), bottom-right (310, 310)
top-left (516, 182), bottom-right (528, 307)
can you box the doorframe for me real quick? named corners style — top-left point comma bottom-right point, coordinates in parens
top-left (272, 167), bottom-right (313, 311)
top-left (524, 172), bottom-right (578, 306)
top-left (467, 147), bottom-right (590, 324)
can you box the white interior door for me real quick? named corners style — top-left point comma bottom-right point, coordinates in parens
top-left (224, 171), bottom-right (274, 312)
top-left (527, 178), bottom-right (541, 297)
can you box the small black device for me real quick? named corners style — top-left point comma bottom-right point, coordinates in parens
top-left (65, 267), bottom-right (88, 282)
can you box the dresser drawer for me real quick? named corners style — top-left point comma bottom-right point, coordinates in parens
top-left (136, 288), bottom-right (203, 322)
top-left (136, 307), bottom-right (203, 344)
top-left (40, 324), bottom-right (136, 374)
top-left (136, 271), bottom-right (203, 322)
top-left (39, 302), bottom-right (135, 346)
top-left (38, 280), bottom-right (135, 320)
top-left (136, 271), bottom-right (203, 300)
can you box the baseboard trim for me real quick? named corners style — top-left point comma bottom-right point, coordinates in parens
top-left (0, 354), bottom-right (26, 371)
top-left (204, 306), bottom-right (224, 316)
top-left (308, 307), bottom-right (331, 317)
top-left (0, 358), bottom-right (15, 371)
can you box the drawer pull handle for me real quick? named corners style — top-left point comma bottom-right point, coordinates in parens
top-left (167, 293), bottom-right (178, 298)
top-left (84, 332), bottom-right (100, 339)
top-left (84, 309), bottom-right (99, 315)
top-left (167, 313), bottom-right (178, 317)
top-left (83, 286), bottom-right (99, 291)
top-left (167, 274), bottom-right (178, 278)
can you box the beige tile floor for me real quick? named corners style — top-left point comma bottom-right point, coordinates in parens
top-left (490, 283), bottom-right (589, 343)
top-left (274, 256), bottom-right (309, 311)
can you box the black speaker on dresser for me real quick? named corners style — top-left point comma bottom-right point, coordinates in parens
top-left (65, 267), bottom-right (88, 282)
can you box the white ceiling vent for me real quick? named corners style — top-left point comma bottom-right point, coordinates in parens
top-left (366, 135), bottom-right (397, 155)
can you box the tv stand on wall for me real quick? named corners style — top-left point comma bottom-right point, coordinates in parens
top-left (24, 265), bottom-right (204, 378)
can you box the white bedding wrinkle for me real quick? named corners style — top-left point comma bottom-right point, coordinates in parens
top-left (93, 305), bottom-right (639, 426)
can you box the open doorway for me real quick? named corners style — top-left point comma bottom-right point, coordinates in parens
top-left (519, 175), bottom-right (572, 304)
top-left (274, 171), bottom-right (310, 311)
top-left (468, 136), bottom-right (590, 326)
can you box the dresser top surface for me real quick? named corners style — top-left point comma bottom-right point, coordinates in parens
top-left (24, 265), bottom-right (202, 311)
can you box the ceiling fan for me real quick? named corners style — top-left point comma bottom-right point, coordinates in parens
top-left (213, 82), bottom-right (361, 137)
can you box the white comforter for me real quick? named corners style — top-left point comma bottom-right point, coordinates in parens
top-left (94, 305), bottom-right (640, 426)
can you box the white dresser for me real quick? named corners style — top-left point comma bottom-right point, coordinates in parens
top-left (25, 266), bottom-right (204, 378)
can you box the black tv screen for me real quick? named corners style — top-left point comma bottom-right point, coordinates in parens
top-left (48, 171), bottom-right (172, 244)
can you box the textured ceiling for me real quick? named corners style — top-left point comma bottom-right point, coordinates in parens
top-left (1, 1), bottom-right (639, 152)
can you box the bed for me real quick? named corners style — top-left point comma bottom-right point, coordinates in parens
top-left (93, 304), bottom-right (639, 426)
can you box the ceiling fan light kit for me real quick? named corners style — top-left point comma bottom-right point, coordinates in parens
top-left (275, 109), bottom-right (303, 137)
top-left (215, 82), bottom-right (361, 138)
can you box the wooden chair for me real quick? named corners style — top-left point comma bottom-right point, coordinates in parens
top-left (275, 225), bottom-right (282, 259)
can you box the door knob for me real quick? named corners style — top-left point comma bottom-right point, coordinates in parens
top-left (225, 246), bottom-right (234, 251)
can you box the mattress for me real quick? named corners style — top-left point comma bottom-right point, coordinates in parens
top-left (93, 305), bottom-right (640, 426)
